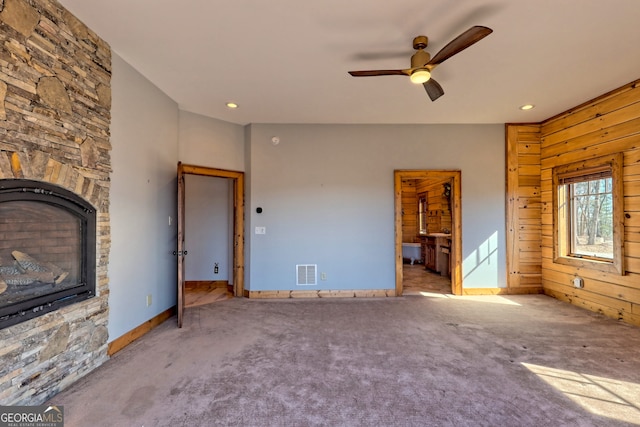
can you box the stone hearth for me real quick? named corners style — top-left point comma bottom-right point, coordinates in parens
top-left (0, 0), bottom-right (111, 404)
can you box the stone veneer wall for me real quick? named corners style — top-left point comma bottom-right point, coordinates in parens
top-left (0, 0), bottom-right (111, 404)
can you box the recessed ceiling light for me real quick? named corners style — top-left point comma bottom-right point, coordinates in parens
top-left (519, 104), bottom-right (535, 111)
top-left (226, 102), bottom-right (238, 109)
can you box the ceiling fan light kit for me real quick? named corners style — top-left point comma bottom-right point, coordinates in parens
top-left (410, 69), bottom-right (431, 84)
top-left (348, 26), bottom-right (493, 101)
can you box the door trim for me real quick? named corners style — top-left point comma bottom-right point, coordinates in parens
top-left (394, 170), bottom-right (462, 296)
top-left (178, 163), bottom-right (245, 321)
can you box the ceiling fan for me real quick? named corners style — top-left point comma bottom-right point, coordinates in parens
top-left (348, 26), bottom-right (493, 101)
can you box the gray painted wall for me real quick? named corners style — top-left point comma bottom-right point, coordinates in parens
top-left (109, 53), bottom-right (179, 341)
top-left (184, 175), bottom-right (231, 281)
top-left (246, 124), bottom-right (506, 291)
top-left (178, 110), bottom-right (245, 287)
top-left (178, 110), bottom-right (245, 171)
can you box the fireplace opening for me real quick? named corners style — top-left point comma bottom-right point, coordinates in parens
top-left (0, 180), bottom-right (96, 329)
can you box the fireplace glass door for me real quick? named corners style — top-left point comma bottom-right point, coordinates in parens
top-left (0, 180), bottom-right (96, 328)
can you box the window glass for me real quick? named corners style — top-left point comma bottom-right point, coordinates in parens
top-left (418, 194), bottom-right (427, 234)
top-left (567, 177), bottom-right (613, 260)
top-left (552, 153), bottom-right (624, 275)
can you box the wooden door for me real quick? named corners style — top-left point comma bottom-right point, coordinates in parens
top-left (176, 163), bottom-right (245, 327)
top-left (177, 162), bottom-right (186, 327)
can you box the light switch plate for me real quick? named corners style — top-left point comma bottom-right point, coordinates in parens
top-left (255, 226), bottom-right (266, 234)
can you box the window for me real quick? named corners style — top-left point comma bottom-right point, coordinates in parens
top-left (552, 153), bottom-right (624, 274)
top-left (567, 174), bottom-right (613, 259)
top-left (418, 193), bottom-right (427, 234)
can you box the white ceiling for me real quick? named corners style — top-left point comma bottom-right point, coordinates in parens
top-left (58, 0), bottom-right (640, 125)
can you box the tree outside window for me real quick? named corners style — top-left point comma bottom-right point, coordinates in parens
top-left (569, 176), bottom-right (613, 259)
top-left (553, 153), bottom-right (624, 275)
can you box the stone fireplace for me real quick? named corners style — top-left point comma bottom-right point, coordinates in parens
top-left (0, 0), bottom-right (111, 404)
top-left (0, 179), bottom-right (97, 329)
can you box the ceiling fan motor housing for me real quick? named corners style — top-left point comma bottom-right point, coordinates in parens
top-left (411, 49), bottom-right (430, 68)
top-left (411, 36), bottom-right (430, 68)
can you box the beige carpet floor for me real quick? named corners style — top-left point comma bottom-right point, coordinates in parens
top-left (47, 294), bottom-right (640, 426)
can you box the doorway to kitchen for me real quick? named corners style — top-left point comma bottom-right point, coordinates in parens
top-left (394, 170), bottom-right (462, 296)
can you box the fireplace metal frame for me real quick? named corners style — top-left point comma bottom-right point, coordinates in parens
top-left (0, 179), bottom-right (96, 329)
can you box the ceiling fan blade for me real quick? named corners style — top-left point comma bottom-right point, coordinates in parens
top-left (427, 26), bottom-right (492, 68)
top-left (348, 69), bottom-right (410, 77)
top-left (423, 79), bottom-right (444, 101)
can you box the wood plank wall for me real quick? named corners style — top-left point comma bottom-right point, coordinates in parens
top-left (417, 180), bottom-right (452, 234)
top-left (540, 80), bottom-right (640, 326)
top-left (401, 179), bottom-right (417, 242)
top-left (401, 179), bottom-right (453, 243)
top-left (505, 124), bottom-right (543, 292)
top-left (507, 78), bottom-right (640, 326)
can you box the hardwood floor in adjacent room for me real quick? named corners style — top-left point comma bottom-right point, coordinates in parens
top-left (184, 281), bottom-right (234, 307)
top-left (402, 263), bottom-right (451, 295)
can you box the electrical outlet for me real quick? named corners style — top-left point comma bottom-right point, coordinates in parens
top-left (321, 272), bottom-right (327, 281)
top-left (214, 262), bottom-right (219, 274)
top-left (573, 277), bottom-right (584, 288)
top-left (146, 294), bottom-right (152, 306)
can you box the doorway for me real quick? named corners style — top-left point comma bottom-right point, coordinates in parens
top-left (177, 163), bottom-right (245, 327)
top-left (394, 170), bottom-right (462, 296)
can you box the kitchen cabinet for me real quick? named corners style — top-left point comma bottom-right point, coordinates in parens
top-left (424, 236), bottom-right (437, 271)
top-left (421, 234), bottom-right (451, 276)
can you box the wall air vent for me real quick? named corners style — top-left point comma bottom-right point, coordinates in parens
top-left (296, 264), bottom-right (317, 286)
